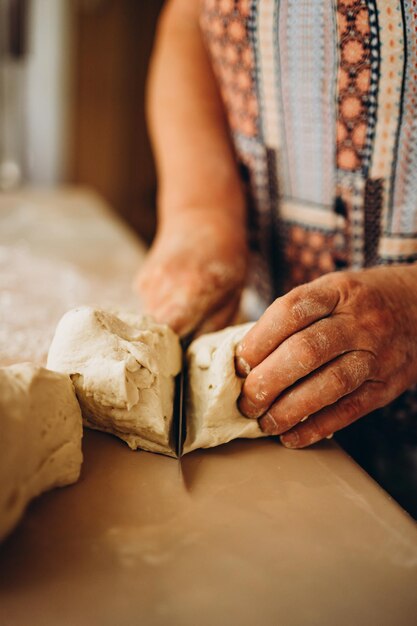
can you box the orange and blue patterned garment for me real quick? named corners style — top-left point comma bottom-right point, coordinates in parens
top-left (200, 0), bottom-right (417, 516)
top-left (201, 0), bottom-right (417, 303)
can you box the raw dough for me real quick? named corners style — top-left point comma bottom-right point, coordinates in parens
top-left (184, 323), bottom-right (266, 453)
top-left (0, 363), bottom-right (83, 542)
top-left (47, 307), bottom-right (182, 455)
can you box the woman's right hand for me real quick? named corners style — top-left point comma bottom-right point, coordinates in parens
top-left (135, 209), bottom-right (248, 337)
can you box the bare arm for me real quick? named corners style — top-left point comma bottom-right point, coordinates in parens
top-left (137, 0), bottom-right (248, 336)
top-left (148, 0), bottom-right (245, 225)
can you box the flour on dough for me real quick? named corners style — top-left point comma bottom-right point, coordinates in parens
top-left (0, 363), bottom-right (83, 542)
top-left (184, 323), bottom-right (266, 453)
top-left (47, 307), bottom-right (182, 455)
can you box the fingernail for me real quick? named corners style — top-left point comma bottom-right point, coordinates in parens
top-left (259, 412), bottom-right (278, 434)
top-left (280, 431), bottom-right (300, 448)
top-left (236, 343), bottom-right (244, 356)
top-left (236, 356), bottom-right (251, 376)
top-left (237, 395), bottom-right (260, 419)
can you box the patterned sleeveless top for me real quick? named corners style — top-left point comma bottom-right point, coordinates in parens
top-left (200, 0), bottom-right (417, 304)
top-left (200, 1), bottom-right (417, 512)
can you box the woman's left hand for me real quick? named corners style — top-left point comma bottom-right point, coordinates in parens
top-left (236, 265), bottom-right (417, 448)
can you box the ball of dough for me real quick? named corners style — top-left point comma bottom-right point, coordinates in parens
top-left (184, 323), bottom-right (266, 453)
top-left (0, 363), bottom-right (83, 542)
top-left (47, 307), bottom-right (182, 455)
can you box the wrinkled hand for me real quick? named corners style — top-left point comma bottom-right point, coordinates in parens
top-left (236, 266), bottom-right (417, 448)
top-left (136, 210), bottom-right (248, 336)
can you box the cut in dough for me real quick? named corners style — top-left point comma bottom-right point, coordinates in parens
top-left (184, 323), bottom-right (266, 453)
top-left (47, 307), bottom-right (182, 455)
top-left (0, 363), bottom-right (83, 542)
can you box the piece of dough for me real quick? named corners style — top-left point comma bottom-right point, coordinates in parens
top-left (47, 307), bottom-right (182, 455)
top-left (0, 363), bottom-right (83, 542)
top-left (184, 323), bottom-right (266, 453)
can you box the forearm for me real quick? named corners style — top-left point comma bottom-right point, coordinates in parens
top-left (147, 0), bottom-right (245, 229)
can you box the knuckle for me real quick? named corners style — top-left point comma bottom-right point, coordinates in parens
top-left (328, 367), bottom-right (351, 396)
top-left (301, 418), bottom-right (328, 445)
top-left (337, 393), bottom-right (364, 421)
top-left (363, 380), bottom-right (388, 407)
top-left (348, 352), bottom-right (374, 382)
top-left (269, 404), bottom-right (294, 433)
top-left (288, 290), bottom-right (321, 323)
top-left (343, 275), bottom-right (363, 292)
top-left (337, 275), bottom-right (363, 299)
top-left (312, 419), bottom-right (329, 440)
top-left (281, 286), bottom-right (308, 318)
top-left (298, 337), bottom-right (321, 369)
top-left (291, 299), bottom-right (312, 323)
top-left (366, 352), bottom-right (378, 375)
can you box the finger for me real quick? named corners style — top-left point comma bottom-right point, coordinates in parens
top-left (235, 278), bottom-right (340, 376)
top-left (239, 315), bottom-right (353, 418)
top-left (151, 286), bottom-right (241, 337)
top-left (194, 293), bottom-right (241, 336)
top-left (279, 380), bottom-right (386, 448)
top-left (135, 248), bottom-right (170, 293)
top-left (259, 351), bottom-right (377, 435)
top-left (151, 296), bottom-right (213, 337)
top-left (151, 302), bottom-right (196, 336)
top-left (136, 267), bottom-right (182, 313)
top-left (138, 275), bottom-right (220, 336)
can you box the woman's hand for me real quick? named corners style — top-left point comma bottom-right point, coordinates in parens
top-left (236, 265), bottom-right (417, 448)
top-left (136, 209), bottom-right (248, 336)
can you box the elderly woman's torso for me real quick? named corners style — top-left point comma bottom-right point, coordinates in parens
top-left (201, 0), bottom-right (417, 302)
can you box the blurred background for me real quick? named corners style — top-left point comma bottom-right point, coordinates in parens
top-left (0, 0), bottom-right (165, 243)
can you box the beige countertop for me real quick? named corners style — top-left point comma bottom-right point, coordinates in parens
top-left (0, 187), bottom-right (416, 626)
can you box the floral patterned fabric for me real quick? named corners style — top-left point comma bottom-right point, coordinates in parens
top-left (201, 0), bottom-right (417, 299)
top-left (200, 0), bottom-right (417, 516)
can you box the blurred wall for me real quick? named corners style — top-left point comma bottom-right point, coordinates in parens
top-left (70, 0), bottom-right (164, 243)
top-left (20, 0), bottom-right (162, 242)
top-left (26, 0), bottom-right (73, 184)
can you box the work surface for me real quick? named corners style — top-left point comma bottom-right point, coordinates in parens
top-left (1, 187), bottom-right (417, 626)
